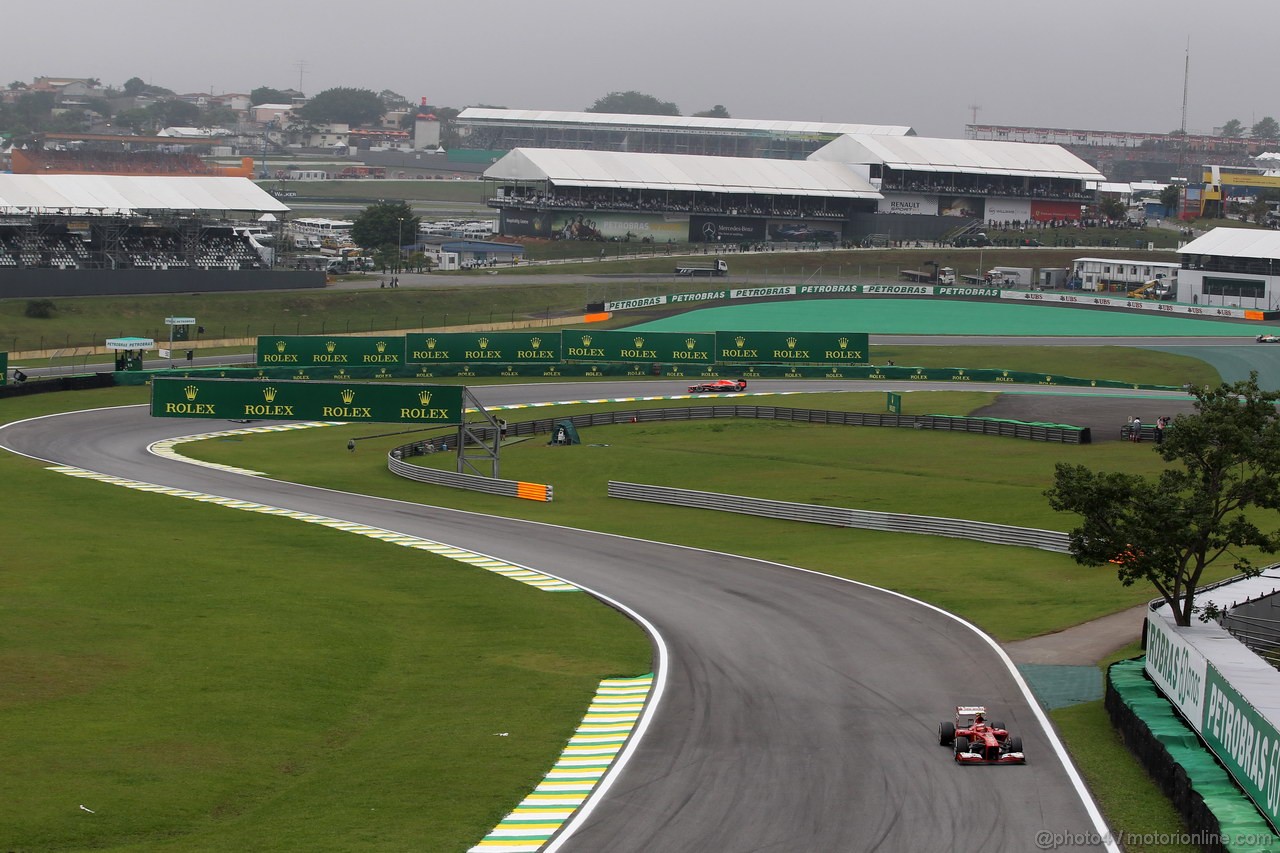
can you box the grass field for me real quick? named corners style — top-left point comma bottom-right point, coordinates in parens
top-left (0, 354), bottom-right (1235, 848)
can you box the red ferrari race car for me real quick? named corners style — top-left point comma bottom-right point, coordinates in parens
top-left (687, 379), bottom-right (747, 394)
top-left (938, 706), bottom-right (1025, 764)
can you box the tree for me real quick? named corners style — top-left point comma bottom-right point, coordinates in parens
top-left (693, 105), bottom-right (731, 119)
top-left (149, 99), bottom-right (200, 128)
top-left (351, 200), bottom-right (418, 258)
top-left (298, 87), bottom-right (385, 126)
top-left (250, 86), bottom-right (291, 106)
top-left (122, 77), bottom-right (173, 97)
top-left (1045, 375), bottom-right (1280, 626)
top-left (201, 106), bottom-right (238, 128)
top-left (1221, 119), bottom-right (1245, 138)
top-left (1252, 117), bottom-right (1280, 140)
top-left (1159, 183), bottom-right (1181, 215)
top-left (378, 89), bottom-right (409, 111)
top-left (1098, 197), bottom-right (1127, 220)
top-left (585, 91), bottom-right (680, 116)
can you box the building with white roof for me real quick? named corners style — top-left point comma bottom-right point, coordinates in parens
top-left (484, 147), bottom-right (881, 244)
top-left (809, 134), bottom-right (1104, 225)
top-left (455, 107), bottom-right (913, 162)
top-left (1176, 227), bottom-right (1280, 310)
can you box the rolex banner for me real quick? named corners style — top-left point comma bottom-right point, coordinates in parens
top-left (716, 332), bottom-right (870, 365)
top-left (151, 378), bottom-right (463, 424)
top-left (406, 332), bottom-right (561, 365)
top-left (257, 336), bottom-right (405, 367)
top-left (561, 330), bottom-right (716, 364)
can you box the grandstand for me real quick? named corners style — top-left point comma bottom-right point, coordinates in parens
top-left (453, 108), bottom-right (914, 162)
top-left (0, 174), bottom-right (318, 297)
top-left (11, 134), bottom-right (254, 178)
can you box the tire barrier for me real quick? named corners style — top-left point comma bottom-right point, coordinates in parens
top-left (1106, 660), bottom-right (1280, 852)
top-left (607, 481), bottom-right (1071, 553)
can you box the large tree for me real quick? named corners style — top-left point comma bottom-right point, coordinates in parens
top-left (1045, 375), bottom-right (1280, 626)
top-left (693, 104), bottom-right (730, 119)
top-left (1159, 183), bottom-right (1182, 215)
top-left (351, 201), bottom-right (419, 259)
top-left (297, 87), bottom-right (385, 126)
top-left (1221, 118), bottom-right (1245, 138)
top-left (1252, 117), bottom-right (1280, 140)
top-left (250, 86), bottom-right (291, 106)
top-left (585, 91), bottom-right (680, 116)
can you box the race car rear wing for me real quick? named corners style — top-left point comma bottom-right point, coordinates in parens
top-left (956, 705), bottom-right (987, 716)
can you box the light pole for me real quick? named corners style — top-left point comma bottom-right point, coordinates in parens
top-left (396, 217), bottom-right (405, 275)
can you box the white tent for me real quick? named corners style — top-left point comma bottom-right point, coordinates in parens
top-left (809, 134), bottom-right (1105, 181)
top-left (485, 148), bottom-right (882, 200)
top-left (0, 175), bottom-right (290, 215)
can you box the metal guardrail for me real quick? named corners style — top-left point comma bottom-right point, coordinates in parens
top-left (607, 481), bottom-right (1072, 553)
top-left (387, 453), bottom-right (552, 501)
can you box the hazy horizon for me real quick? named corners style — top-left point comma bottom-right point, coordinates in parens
top-left (4, 0), bottom-right (1276, 140)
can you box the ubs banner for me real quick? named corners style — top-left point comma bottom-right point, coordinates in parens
top-left (562, 330), bottom-right (716, 364)
top-left (257, 335), bottom-right (405, 367)
top-left (406, 331), bottom-right (562, 365)
top-left (151, 377), bottom-right (463, 424)
top-left (717, 331), bottom-right (870, 365)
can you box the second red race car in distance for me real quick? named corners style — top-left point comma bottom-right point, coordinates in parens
top-left (687, 379), bottom-right (747, 394)
top-left (938, 705), bottom-right (1025, 764)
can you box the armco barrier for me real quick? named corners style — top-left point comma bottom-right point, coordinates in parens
top-left (386, 454), bottom-right (552, 501)
top-left (607, 481), bottom-right (1071, 552)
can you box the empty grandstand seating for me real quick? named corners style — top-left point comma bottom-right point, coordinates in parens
top-left (0, 224), bottom-right (266, 271)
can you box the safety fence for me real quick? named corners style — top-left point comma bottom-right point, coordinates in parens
top-left (606, 481), bottom-right (1071, 552)
top-left (392, 405), bottom-right (1090, 457)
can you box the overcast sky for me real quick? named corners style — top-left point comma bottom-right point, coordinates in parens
top-left (4, 0), bottom-right (1274, 138)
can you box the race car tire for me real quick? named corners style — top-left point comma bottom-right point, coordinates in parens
top-left (953, 736), bottom-right (970, 756)
top-left (990, 720), bottom-right (1005, 731)
top-left (1007, 736), bottom-right (1023, 753)
top-left (939, 721), bottom-right (955, 746)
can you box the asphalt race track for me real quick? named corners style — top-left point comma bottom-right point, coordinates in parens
top-left (0, 380), bottom-right (1129, 853)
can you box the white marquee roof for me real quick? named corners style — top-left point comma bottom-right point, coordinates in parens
top-left (1180, 227), bottom-right (1280, 261)
top-left (0, 175), bottom-right (290, 215)
top-left (809, 134), bottom-right (1105, 181)
top-left (459, 107), bottom-right (914, 137)
top-left (484, 148), bottom-right (882, 199)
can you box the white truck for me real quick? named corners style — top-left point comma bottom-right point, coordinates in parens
top-left (675, 259), bottom-right (729, 277)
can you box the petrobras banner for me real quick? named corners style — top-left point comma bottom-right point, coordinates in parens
top-left (715, 331), bottom-right (869, 365)
top-left (561, 329), bottom-right (716, 364)
top-left (257, 335), bottom-right (404, 367)
top-left (405, 331), bottom-right (561, 364)
top-left (1001, 290), bottom-right (1254, 320)
top-left (605, 295), bottom-right (668, 311)
top-left (1144, 616), bottom-right (1209, 728)
top-left (878, 193), bottom-right (937, 216)
top-left (1202, 663), bottom-right (1280, 827)
top-left (731, 286), bottom-right (797, 299)
top-left (984, 199), bottom-right (1032, 224)
top-left (669, 289), bottom-right (729, 305)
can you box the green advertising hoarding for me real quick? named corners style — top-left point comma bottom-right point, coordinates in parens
top-left (716, 331), bottom-right (870, 365)
top-left (562, 330), bottom-right (716, 364)
top-left (405, 332), bottom-right (562, 365)
top-left (256, 336), bottom-right (405, 367)
top-left (1202, 663), bottom-right (1280, 826)
top-left (151, 378), bottom-right (463, 424)
top-left (0, 352), bottom-right (6, 386)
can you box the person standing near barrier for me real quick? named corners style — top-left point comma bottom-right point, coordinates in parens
top-left (1131, 416), bottom-right (1142, 442)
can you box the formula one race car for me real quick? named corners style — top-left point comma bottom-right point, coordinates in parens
top-left (688, 379), bottom-right (747, 393)
top-left (1257, 334), bottom-right (1280, 343)
top-left (938, 706), bottom-right (1025, 764)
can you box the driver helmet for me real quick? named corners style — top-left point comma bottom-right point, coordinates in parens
top-left (973, 713), bottom-right (985, 725)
